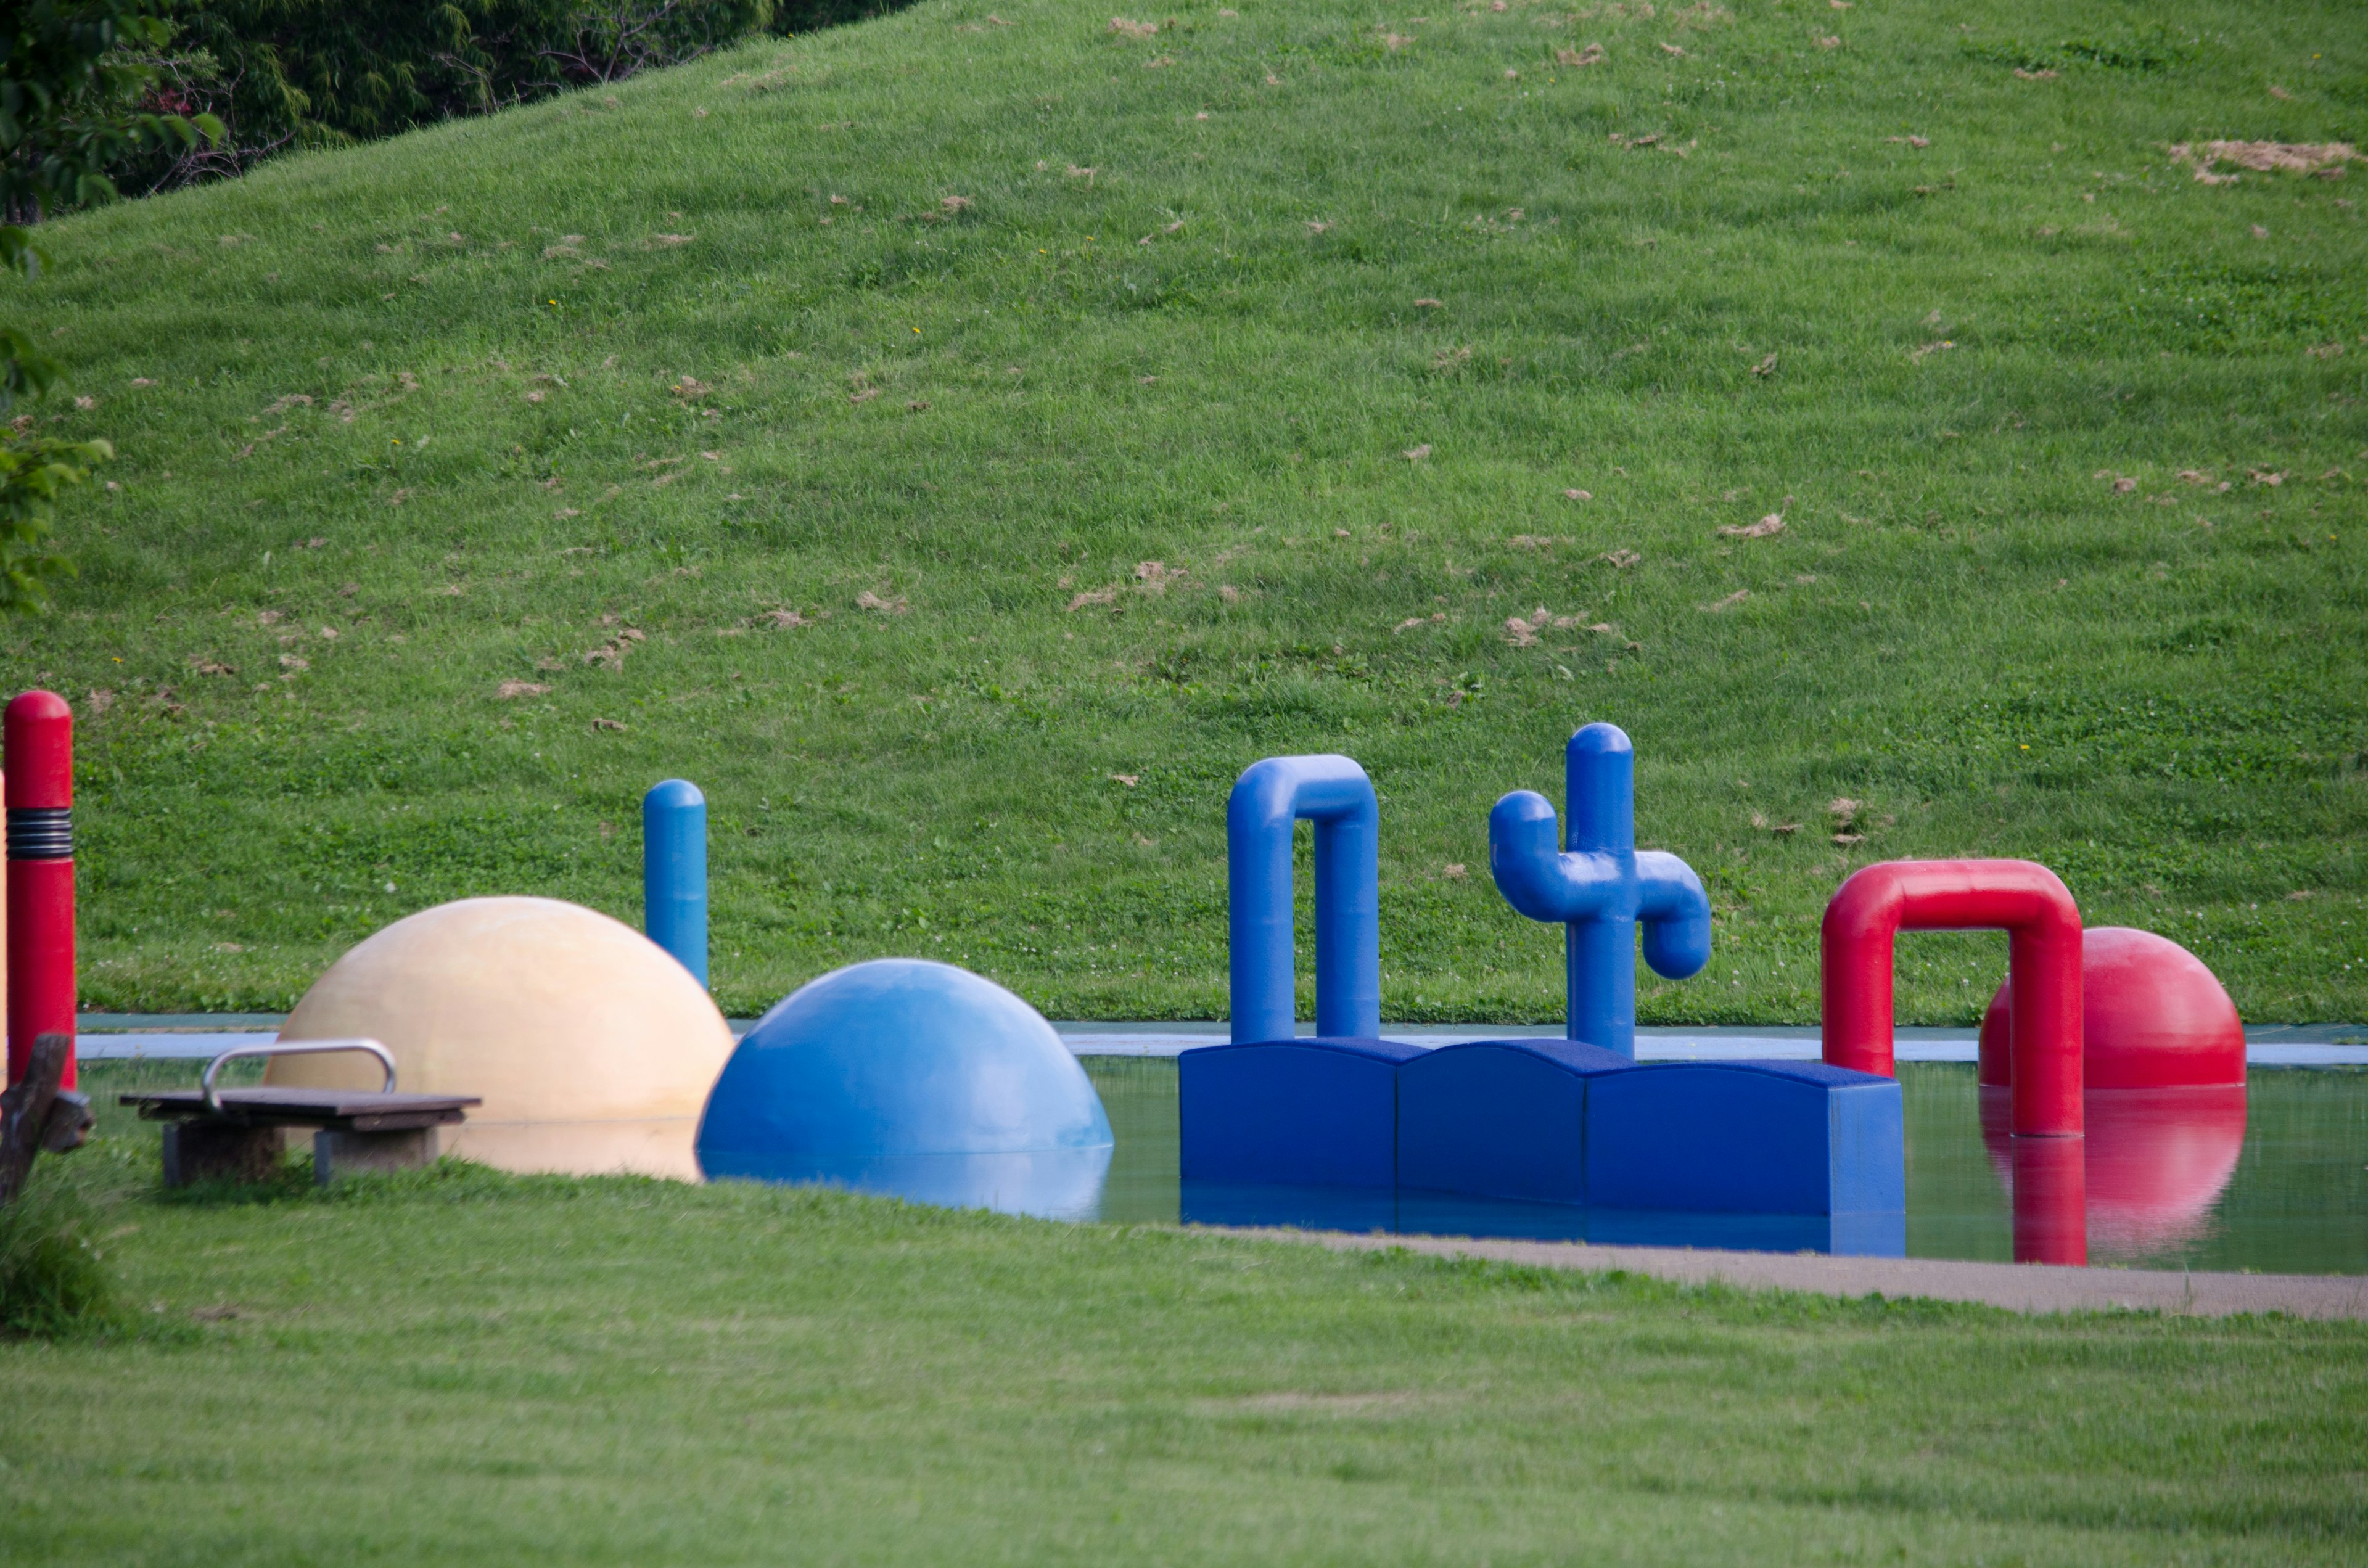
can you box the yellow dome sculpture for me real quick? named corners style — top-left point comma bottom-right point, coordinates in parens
top-left (266, 896), bottom-right (733, 1178)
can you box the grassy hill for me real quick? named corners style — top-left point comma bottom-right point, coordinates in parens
top-left (5, 0), bottom-right (2362, 1021)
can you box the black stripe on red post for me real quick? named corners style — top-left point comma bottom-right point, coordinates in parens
top-left (5, 807), bottom-right (72, 860)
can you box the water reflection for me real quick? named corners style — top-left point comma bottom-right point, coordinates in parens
top-left (1177, 1183), bottom-right (1906, 1255)
top-left (1980, 1086), bottom-right (2250, 1266)
top-left (450, 1062), bottom-right (2302, 1271)
top-left (76, 1056), bottom-right (2359, 1268)
top-left (701, 1146), bottom-right (1116, 1221)
top-left (2001, 1135), bottom-right (2087, 1266)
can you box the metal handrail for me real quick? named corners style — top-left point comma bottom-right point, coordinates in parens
top-left (202, 1038), bottom-right (397, 1115)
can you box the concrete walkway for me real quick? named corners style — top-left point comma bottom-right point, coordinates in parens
top-left (1212, 1227), bottom-right (2368, 1320)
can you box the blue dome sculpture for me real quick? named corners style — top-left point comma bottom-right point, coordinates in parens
top-left (696, 959), bottom-right (1114, 1218)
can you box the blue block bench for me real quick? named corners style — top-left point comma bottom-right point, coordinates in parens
top-left (1178, 1038), bottom-right (1425, 1189)
top-left (1396, 1038), bottom-right (1634, 1206)
top-left (1179, 1043), bottom-right (1905, 1253)
top-left (1584, 1061), bottom-right (1905, 1228)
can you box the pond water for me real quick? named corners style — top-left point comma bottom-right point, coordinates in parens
top-left (75, 1052), bottom-right (2366, 1275)
top-left (1082, 1059), bottom-right (2368, 1276)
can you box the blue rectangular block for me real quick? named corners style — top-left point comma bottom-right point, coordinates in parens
top-left (1178, 1038), bottom-right (1426, 1189)
top-left (1584, 1062), bottom-right (1906, 1218)
top-left (1396, 1038), bottom-right (1634, 1205)
top-left (1394, 1188), bottom-right (1593, 1244)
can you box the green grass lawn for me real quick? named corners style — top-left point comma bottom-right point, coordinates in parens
top-left (1, 1075), bottom-right (2362, 1567)
top-left (4, 0), bottom-right (2364, 1021)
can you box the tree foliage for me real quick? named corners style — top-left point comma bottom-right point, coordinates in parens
top-left (136, 0), bottom-right (913, 184)
top-left (2, 0), bottom-right (221, 224)
top-left (2, 0), bottom-right (220, 609)
top-left (0, 435), bottom-right (98, 610)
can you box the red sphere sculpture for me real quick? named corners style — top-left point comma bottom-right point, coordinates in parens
top-left (1979, 926), bottom-right (2245, 1089)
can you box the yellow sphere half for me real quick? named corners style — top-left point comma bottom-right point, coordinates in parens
top-left (266, 896), bottom-right (733, 1175)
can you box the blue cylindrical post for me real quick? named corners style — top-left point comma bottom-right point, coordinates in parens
top-left (1227, 755), bottom-right (1382, 1045)
top-left (1565, 723), bottom-right (1638, 1056)
top-left (643, 778), bottom-right (708, 987)
top-left (1565, 721), bottom-right (1635, 856)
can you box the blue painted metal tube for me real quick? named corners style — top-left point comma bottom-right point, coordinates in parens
top-left (643, 778), bottom-right (709, 987)
top-left (1637, 851), bottom-right (1712, 981)
top-left (1567, 720), bottom-right (1634, 856)
top-left (1227, 755), bottom-right (1381, 1045)
top-left (1486, 722), bottom-right (1710, 1057)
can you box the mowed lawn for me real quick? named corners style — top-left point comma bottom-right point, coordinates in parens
top-left (2, 0), bottom-right (2363, 1021)
top-left (1, 1125), bottom-right (2362, 1566)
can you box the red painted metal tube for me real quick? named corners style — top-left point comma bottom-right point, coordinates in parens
top-left (1821, 860), bottom-right (2083, 1138)
top-left (6, 691), bottom-right (75, 1091)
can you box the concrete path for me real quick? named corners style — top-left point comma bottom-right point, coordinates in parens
top-left (1212, 1227), bottom-right (2368, 1320)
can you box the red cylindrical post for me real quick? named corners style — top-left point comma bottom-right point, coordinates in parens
top-left (6, 691), bottom-right (75, 1090)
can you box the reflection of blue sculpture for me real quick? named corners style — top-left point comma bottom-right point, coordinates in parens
top-left (696, 959), bottom-right (1114, 1219)
top-left (1227, 754), bottom-right (1381, 1045)
top-left (1195, 1187), bottom-right (1892, 1255)
top-left (1488, 722), bottom-right (1712, 1058)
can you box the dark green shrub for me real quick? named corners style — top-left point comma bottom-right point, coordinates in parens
top-left (0, 1180), bottom-right (116, 1339)
top-left (3, 0), bottom-right (215, 602)
top-left (126, 0), bottom-right (916, 189)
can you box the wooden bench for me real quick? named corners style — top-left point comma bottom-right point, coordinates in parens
top-left (118, 1040), bottom-right (480, 1186)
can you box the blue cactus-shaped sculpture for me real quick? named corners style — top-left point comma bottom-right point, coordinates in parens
top-left (1488, 723), bottom-right (1712, 1057)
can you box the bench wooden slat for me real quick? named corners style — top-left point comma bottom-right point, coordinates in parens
top-left (120, 1088), bottom-right (483, 1127)
top-left (346, 1109), bottom-right (472, 1131)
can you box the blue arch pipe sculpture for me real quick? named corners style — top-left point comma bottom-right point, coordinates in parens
top-left (1487, 722), bottom-right (1712, 1057)
top-left (1227, 755), bottom-right (1382, 1045)
top-left (643, 778), bottom-right (709, 988)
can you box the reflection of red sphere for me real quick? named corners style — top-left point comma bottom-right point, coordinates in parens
top-left (2086, 1086), bottom-right (2247, 1255)
top-left (1982, 1085), bottom-right (2247, 1262)
top-left (1977, 986), bottom-right (2012, 1087)
top-left (1978, 926), bottom-right (2245, 1088)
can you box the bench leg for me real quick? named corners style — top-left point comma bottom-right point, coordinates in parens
top-left (161, 1122), bottom-right (284, 1188)
top-left (313, 1127), bottom-right (440, 1184)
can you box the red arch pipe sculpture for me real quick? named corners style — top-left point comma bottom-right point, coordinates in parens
top-left (1822, 860), bottom-right (2083, 1138)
